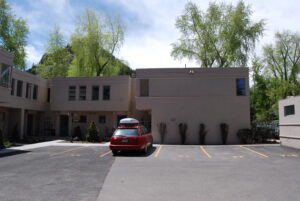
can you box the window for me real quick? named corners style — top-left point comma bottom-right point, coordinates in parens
top-left (79, 86), bottom-right (86, 101)
top-left (113, 129), bottom-right (138, 137)
top-left (99, 115), bottom-right (106, 124)
top-left (26, 83), bottom-right (32, 99)
top-left (79, 115), bottom-right (87, 123)
top-left (16, 80), bottom-right (23, 97)
top-left (103, 85), bottom-right (110, 100)
top-left (33, 85), bottom-right (38, 100)
top-left (140, 79), bottom-right (149, 97)
top-left (68, 86), bottom-right (76, 101)
top-left (284, 105), bottom-right (295, 116)
top-left (0, 63), bottom-right (11, 88)
top-left (47, 88), bottom-right (50, 102)
top-left (11, 78), bottom-right (15, 95)
top-left (236, 78), bottom-right (246, 96)
top-left (92, 86), bottom-right (99, 100)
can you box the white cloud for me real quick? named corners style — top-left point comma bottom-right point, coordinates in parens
top-left (25, 45), bottom-right (43, 67)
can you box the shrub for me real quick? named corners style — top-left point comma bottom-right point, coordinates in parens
top-left (158, 122), bottom-right (167, 144)
top-left (86, 122), bottom-right (100, 142)
top-left (199, 123), bottom-right (207, 145)
top-left (237, 129), bottom-right (252, 144)
top-left (220, 123), bottom-right (229, 145)
top-left (178, 123), bottom-right (187, 145)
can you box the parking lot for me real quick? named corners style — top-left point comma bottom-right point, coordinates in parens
top-left (1, 144), bottom-right (300, 201)
top-left (0, 146), bottom-right (114, 201)
top-left (98, 144), bottom-right (300, 201)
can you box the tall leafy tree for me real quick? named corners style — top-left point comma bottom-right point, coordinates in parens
top-left (69, 9), bottom-right (124, 76)
top-left (0, 0), bottom-right (28, 69)
top-left (37, 25), bottom-right (72, 78)
top-left (251, 31), bottom-right (300, 122)
top-left (171, 1), bottom-right (264, 68)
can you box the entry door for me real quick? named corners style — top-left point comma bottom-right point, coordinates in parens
top-left (27, 114), bottom-right (34, 136)
top-left (59, 115), bottom-right (69, 137)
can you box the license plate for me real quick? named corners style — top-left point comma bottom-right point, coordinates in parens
top-left (121, 138), bottom-right (128, 143)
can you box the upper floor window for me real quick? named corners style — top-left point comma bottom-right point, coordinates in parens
top-left (16, 80), bottom-right (23, 97)
top-left (11, 78), bottom-right (15, 96)
top-left (140, 79), bottom-right (149, 97)
top-left (79, 86), bottom-right (86, 101)
top-left (284, 105), bottom-right (295, 116)
top-left (92, 86), bottom-right (99, 100)
top-left (33, 85), bottom-right (38, 100)
top-left (69, 86), bottom-right (76, 101)
top-left (103, 85), bottom-right (110, 100)
top-left (0, 63), bottom-right (11, 88)
top-left (26, 83), bottom-right (32, 99)
top-left (236, 78), bottom-right (246, 96)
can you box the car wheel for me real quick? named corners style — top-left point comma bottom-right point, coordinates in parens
top-left (112, 150), bottom-right (118, 156)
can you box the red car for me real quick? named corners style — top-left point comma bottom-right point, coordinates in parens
top-left (109, 118), bottom-right (153, 155)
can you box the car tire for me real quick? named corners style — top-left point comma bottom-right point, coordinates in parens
top-left (112, 150), bottom-right (118, 156)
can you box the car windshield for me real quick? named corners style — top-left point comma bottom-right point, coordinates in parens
top-left (113, 129), bottom-right (138, 137)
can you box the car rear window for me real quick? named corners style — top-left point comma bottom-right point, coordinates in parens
top-left (113, 129), bottom-right (138, 137)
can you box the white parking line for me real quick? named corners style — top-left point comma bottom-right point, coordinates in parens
top-left (100, 151), bottom-right (112, 157)
top-left (240, 146), bottom-right (268, 158)
top-left (200, 146), bottom-right (212, 159)
top-left (154, 145), bottom-right (162, 158)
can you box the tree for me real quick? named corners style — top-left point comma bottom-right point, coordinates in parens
top-left (36, 25), bottom-right (72, 78)
top-left (69, 9), bottom-right (124, 76)
top-left (263, 31), bottom-right (300, 89)
top-left (251, 31), bottom-right (300, 122)
top-left (0, 0), bottom-right (28, 69)
top-left (171, 1), bottom-right (264, 68)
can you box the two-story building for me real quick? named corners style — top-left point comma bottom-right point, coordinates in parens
top-left (135, 68), bottom-right (250, 144)
top-left (0, 48), bottom-right (251, 144)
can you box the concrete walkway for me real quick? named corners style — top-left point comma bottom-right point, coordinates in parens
top-left (0, 140), bottom-right (109, 156)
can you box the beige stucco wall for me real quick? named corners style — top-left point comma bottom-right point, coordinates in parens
top-left (279, 96), bottom-right (300, 149)
top-left (135, 68), bottom-right (251, 144)
top-left (50, 76), bottom-right (131, 112)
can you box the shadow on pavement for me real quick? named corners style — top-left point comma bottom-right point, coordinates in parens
top-left (114, 147), bottom-right (157, 157)
top-left (0, 149), bottom-right (30, 158)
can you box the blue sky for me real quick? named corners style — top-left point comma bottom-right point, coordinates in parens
top-left (8, 0), bottom-right (300, 69)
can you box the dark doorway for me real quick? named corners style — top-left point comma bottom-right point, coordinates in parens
top-left (60, 115), bottom-right (69, 137)
top-left (27, 114), bottom-right (34, 136)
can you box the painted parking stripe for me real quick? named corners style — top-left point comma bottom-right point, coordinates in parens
top-left (154, 145), bottom-right (162, 158)
top-left (240, 145), bottom-right (268, 158)
top-left (200, 146), bottom-right (212, 159)
top-left (100, 151), bottom-right (112, 157)
top-left (50, 146), bottom-right (86, 157)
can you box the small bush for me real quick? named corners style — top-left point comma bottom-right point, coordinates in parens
top-left (86, 122), bottom-right (100, 142)
top-left (220, 123), bottom-right (229, 145)
top-left (199, 123), bottom-right (207, 145)
top-left (158, 122), bottom-right (167, 144)
top-left (237, 129), bottom-right (252, 144)
top-left (178, 123), bottom-right (188, 145)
